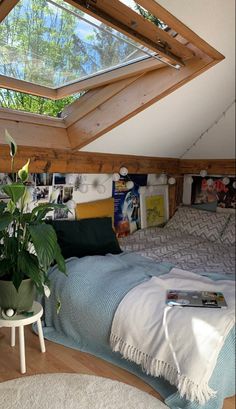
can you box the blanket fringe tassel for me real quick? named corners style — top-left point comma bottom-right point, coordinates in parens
top-left (110, 333), bottom-right (217, 405)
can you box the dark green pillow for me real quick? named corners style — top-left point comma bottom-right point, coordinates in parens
top-left (49, 217), bottom-right (122, 259)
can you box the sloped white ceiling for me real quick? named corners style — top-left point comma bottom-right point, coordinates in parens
top-left (82, 0), bottom-right (235, 159)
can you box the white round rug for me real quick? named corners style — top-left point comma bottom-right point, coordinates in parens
top-left (0, 373), bottom-right (169, 409)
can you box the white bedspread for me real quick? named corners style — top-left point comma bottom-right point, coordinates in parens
top-left (110, 269), bottom-right (235, 404)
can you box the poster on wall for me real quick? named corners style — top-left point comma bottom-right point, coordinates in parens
top-left (112, 174), bottom-right (147, 237)
top-left (145, 194), bottom-right (165, 227)
top-left (139, 185), bottom-right (169, 229)
top-left (191, 176), bottom-right (236, 209)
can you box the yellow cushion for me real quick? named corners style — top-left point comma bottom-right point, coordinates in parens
top-left (75, 198), bottom-right (114, 225)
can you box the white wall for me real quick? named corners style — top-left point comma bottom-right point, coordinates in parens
top-left (81, 0), bottom-right (235, 159)
top-left (182, 103), bottom-right (235, 159)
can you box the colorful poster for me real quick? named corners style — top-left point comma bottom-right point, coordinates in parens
top-left (191, 176), bottom-right (236, 208)
top-left (112, 174), bottom-right (147, 237)
top-left (145, 194), bottom-right (164, 227)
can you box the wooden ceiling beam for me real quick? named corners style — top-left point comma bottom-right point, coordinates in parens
top-left (0, 144), bottom-right (179, 174)
top-left (135, 0), bottom-right (224, 61)
top-left (0, 0), bottom-right (20, 23)
top-left (64, 0), bottom-right (194, 66)
top-left (67, 54), bottom-right (216, 150)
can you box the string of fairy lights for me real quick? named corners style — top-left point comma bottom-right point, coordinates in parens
top-left (180, 100), bottom-right (235, 159)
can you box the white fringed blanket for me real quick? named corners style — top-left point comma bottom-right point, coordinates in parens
top-left (110, 269), bottom-right (235, 404)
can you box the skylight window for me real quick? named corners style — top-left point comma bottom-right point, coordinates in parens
top-left (0, 0), bottom-right (152, 89)
top-left (0, 87), bottom-right (79, 117)
top-left (119, 0), bottom-right (167, 29)
top-left (119, 0), bottom-right (137, 11)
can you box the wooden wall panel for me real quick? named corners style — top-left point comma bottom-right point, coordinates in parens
top-left (180, 159), bottom-right (236, 176)
top-left (0, 145), bottom-right (179, 174)
top-left (1, 143), bottom-right (234, 176)
top-left (1, 144), bottom-right (234, 220)
top-left (168, 176), bottom-right (184, 217)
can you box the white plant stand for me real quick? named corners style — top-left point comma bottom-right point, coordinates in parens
top-left (0, 301), bottom-right (46, 374)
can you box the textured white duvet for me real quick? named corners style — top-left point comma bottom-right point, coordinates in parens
top-left (110, 269), bottom-right (235, 404)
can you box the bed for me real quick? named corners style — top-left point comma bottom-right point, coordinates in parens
top-left (41, 207), bottom-right (235, 409)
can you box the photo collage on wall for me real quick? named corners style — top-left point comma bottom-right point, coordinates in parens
top-left (0, 173), bottom-right (13, 199)
top-left (191, 176), bottom-right (236, 209)
top-left (51, 173), bottom-right (75, 220)
top-left (112, 174), bottom-right (147, 237)
top-left (0, 172), bottom-right (76, 220)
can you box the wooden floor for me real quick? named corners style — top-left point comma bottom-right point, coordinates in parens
top-left (0, 327), bottom-right (235, 409)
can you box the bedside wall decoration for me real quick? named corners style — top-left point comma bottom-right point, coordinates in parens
top-left (0, 171), bottom-right (176, 224)
top-left (183, 175), bottom-right (236, 209)
top-left (112, 174), bottom-right (147, 237)
top-left (139, 185), bottom-right (169, 229)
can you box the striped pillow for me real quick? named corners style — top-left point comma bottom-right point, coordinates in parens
top-left (220, 214), bottom-right (235, 245)
top-left (166, 207), bottom-right (229, 242)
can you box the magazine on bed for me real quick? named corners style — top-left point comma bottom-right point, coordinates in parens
top-left (166, 290), bottom-right (227, 308)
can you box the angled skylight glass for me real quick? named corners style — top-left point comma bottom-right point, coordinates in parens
top-left (0, 0), bottom-right (153, 89)
top-left (0, 87), bottom-right (80, 117)
top-left (119, 0), bottom-right (167, 29)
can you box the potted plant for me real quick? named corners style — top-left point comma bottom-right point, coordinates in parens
top-left (0, 131), bottom-right (66, 314)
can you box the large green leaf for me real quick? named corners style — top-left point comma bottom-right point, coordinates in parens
top-left (20, 212), bottom-right (32, 224)
top-left (0, 259), bottom-right (11, 278)
top-left (0, 246), bottom-right (4, 261)
top-left (18, 250), bottom-right (42, 288)
top-left (4, 236), bottom-right (19, 263)
top-left (27, 223), bottom-right (60, 270)
top-left (0, 212), bottom-right (13, 231)
top-left (12, 269), bottom-right (24, 291)
top-left (0, 201), bottom-right (7, 215)
top-left (0, 183), bottom-right (26, 204)
top-left (53, 242), bottom-right (66, 274)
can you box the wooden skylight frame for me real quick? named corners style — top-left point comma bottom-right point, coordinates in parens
top-left (0, 0), bottom-right (211, 99)
top-left (0, 0), bottom-right (225, 153)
